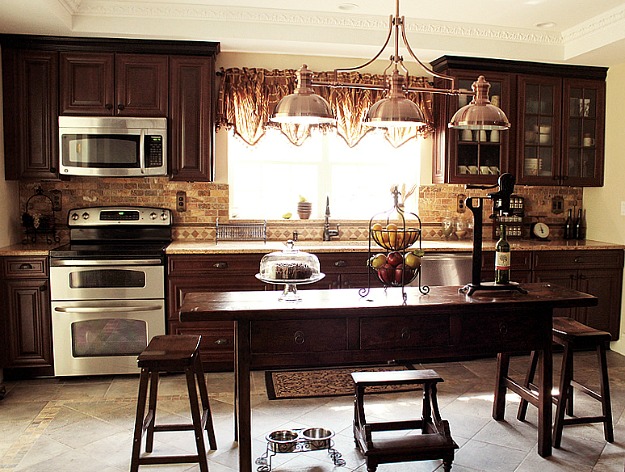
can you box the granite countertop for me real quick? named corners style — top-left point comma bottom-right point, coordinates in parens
top-left (1, 238), bottom-right (623, 257)
top-left (166, 238), bottom-right (625, 254)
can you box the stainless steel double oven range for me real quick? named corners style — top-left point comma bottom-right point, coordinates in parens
top-left (49, 206), bottom-right (171, 376)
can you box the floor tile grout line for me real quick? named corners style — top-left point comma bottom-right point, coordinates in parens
top-left (0, 402), bottom-right (61, 470)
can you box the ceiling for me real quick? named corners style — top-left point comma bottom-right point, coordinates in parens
top-left (2, 0), bottom-right (625, 68)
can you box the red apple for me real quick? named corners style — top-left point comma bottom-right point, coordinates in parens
top-left (377, 263), bottom-right (395, 285)
top-left (394, 264), bottom-right (415, 285)
top-left (386, 251), bottom-right (403, 267)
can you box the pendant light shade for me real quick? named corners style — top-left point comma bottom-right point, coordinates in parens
top-left (365, 70), bottom-right (427, 128)
top-left (270, 65), bottom-right (335, 124)
top-left (449, 76), bottom-right (510, 130)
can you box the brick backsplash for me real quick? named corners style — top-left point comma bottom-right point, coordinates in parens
top-left (19, 180), bottom-right (583, 243)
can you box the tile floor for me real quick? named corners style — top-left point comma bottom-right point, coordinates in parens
top-left (0, 351), bottom-right (624, 472)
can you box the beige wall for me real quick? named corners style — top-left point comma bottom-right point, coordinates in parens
top-left (585, 62), bottom-right (625, 354)
top-left (0, 47), bottom-right (20, 247)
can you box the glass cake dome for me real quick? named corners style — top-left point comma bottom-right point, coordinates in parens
top-left (256, 240), bottom-right (324, 301)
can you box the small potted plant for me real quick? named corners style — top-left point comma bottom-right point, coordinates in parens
top-left (297, 196), bottom-right (312, 219)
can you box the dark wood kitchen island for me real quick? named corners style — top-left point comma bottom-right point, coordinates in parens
top-left (179, 284), bottom-right (597, 472)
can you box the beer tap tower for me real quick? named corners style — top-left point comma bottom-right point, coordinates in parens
top-left (459, 173), bottom-right (527, 296)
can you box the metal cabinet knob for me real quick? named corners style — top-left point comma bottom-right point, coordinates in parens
top-left (294, 330), bottom-right (305, 344)
top-left (19, 263), bottom-right (33, 270)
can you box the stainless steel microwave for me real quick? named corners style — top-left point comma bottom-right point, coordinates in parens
top-left (58, 116), bottom-right (167, 177)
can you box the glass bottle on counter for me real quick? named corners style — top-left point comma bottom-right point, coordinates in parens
top-left (564, 209), bottom-right (574, 240)
top-left (575, 208), bottom-right (586, 240)
top-left (495, 224), bottom-right (510, 284)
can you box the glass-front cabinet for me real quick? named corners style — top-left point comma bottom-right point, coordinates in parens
top-left (517, 76), bottom-right (605, 186)
top-left (432, 64), bottom-right (511, 184)
top-left (432, 56), bottom-right (607, 187)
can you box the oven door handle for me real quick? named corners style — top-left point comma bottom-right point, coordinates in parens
top-left (51, 259), bottom-right (163, 266)
top-left (54, 304), bottom-right (163, 313)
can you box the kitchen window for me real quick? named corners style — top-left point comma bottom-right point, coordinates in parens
top-left (228, 128), bottom-right (422, 220)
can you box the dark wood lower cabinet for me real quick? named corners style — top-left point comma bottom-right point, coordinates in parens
top-left (165, 248), bottom-right (622, 372)
top-left (1, 257), bottom-right (53, 376)
top-left (532, 250), bottom-right (623, 338)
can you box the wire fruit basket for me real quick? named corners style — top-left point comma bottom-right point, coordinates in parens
top-left (360, 187), bottom-right (429, 300)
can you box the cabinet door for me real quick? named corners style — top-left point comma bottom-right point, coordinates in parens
top-left (3, 279), bottom-right (53, 369)
top-left (169, 55), bottom-right (214, 181)
top-left (435, 70), bottom-right (511, 184)
top-left (115, 54), bottom-right (168, 116)
top-left (516, 75), bottom-right (562, 185)
top-left (561, 78), bottom-right (605, 187)
top-left (3, 49), bottom-right (59, 180)
top-left (576, 268), bottom-right (621, 337)
top-left (532, 268), bottom-right (577, 318)
top-left (60, 52), bottom-right (115, 115)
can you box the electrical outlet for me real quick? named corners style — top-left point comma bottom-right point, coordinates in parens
top-left (176, 191), bottom-right (186, 212)
top-left (621, 201), bottom-right (625, 216)
top-left (551, 196), bottom-right (564, 214)
top-left (457, 194), bottom-right (466, 213)
top-left (50, 190), bottom-right (62, 211)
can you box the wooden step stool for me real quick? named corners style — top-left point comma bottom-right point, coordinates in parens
top-left (351, 369), bottom-right (458, 472)
top-left (130, 335), bottom-right (217, 472)
top-left (517, 317), bottom-right (614, 448)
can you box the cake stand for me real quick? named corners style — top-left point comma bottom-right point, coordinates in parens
top-left (255, 273), bottom-right (325, 301)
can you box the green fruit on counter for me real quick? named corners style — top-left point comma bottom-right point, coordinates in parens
top-left (282, 212), bottom-right (292, 219)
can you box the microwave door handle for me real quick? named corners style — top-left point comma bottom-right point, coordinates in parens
top-left (139, 129), bottom-right (146, 174)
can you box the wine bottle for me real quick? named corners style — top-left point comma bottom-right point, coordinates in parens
top-left (575, 208), bottom-right (586, 240)
top-left (495, 224), bottom-right (511, 284)
top-left (564, 209), bottom-right (573, 240)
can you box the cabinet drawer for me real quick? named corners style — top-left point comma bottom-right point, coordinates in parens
top-left (316, 253), bottom-right (369, 274)
top-left (168, 254), bottom-right (262, 275)
top-left (3, 257), bottom-right (48, 278)
top-left (360, 316), bottom-right (450, 350)
top-left (251, 319), bottom-right (348, 353)
top-left (169, 321), bottom-right (234, 352)
top-left (533, 250), bottom-right (624, 270)
top-left (456, 310), bottom-right (545, 351)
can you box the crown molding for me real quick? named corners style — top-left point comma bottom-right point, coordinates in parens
top-left (76, 2), bottom-right (561, 47)
top-left (562, 3), bottom-right (625, 41)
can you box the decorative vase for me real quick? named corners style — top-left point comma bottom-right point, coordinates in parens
top-left (297, 202), bottom-right (312, 219)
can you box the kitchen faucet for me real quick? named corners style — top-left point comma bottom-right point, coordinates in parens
top-left (323, 196), bottom-right (340, 241)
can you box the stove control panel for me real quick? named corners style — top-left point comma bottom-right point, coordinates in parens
top-left (68, 207), bottom-right (172, 226)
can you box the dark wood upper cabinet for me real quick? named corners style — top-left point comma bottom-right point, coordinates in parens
top-left (60, 52), bottom-right (168, 116)
top-left (2, 48), bottom-right (59, 180)
top-left (169, 55), bottom-right (215, 181)
top-left (1, 34), bottom-right (219, 181)
top-left (431, 56), bottom-right (607, 187)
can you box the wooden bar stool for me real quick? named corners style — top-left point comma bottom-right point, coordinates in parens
top-left (130, 335), bottom-right (217, 472)
top-left (517, 318), bottom-right (614, 448)
top-left (351, 369), bottom-right (458, 472)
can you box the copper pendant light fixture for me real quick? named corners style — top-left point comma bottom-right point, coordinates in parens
top-left (270, 0), bottom-right (510, 131)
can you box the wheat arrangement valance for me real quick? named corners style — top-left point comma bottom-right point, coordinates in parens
top-left (216, 67), bottom-right (434, 148)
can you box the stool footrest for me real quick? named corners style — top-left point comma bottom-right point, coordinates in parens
top-left (562, 415), bottom-right (609, 426)
top-left (368, 419), bottom-right (424, 432)
top-left (138, 454), bottom-right (205, 465)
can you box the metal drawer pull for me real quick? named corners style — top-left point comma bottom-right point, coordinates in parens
top-left (54, 305), bottom-right (162, 313)
top-left (19, 263), bottom-right (33, 270)
top-left (213, 262), bottom-right (228, 269)
top-left (294, 330), bottom-right (305, 344)
top-left (334, 260), bottom-right (347, 267)
top-left (401, 328), bottom-right (411, 340)
top-left (499, 323), bottom-right (508, 336)
top-left (214, 338), bottom-right (229, 345)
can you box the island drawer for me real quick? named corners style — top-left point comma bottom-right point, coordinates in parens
top-left (360, 316), bottom-right (450, 349)
top-left (168, 254), bottom-right (262, 275)
top-left (251, 319), bottom-right (348, 353)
